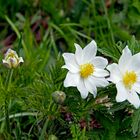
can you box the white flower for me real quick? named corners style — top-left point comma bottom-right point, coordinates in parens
top-left (62, 40), bottom-right (109, 99)
top-left (2, 49), bottom-right (24, 68)
top-left (107, 46), bottom-right (140, 108)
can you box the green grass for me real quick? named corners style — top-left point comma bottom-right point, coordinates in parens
top-left (0, 0), bottom-right (140, 139)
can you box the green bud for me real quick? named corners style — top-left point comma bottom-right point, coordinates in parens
top-left (52, 91), bottom-right (66, 104)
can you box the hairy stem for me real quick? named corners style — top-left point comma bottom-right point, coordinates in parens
top-left (4, 69), bottom-right (14, 134)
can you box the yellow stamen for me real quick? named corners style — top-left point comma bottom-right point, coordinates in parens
top-left (80, 63), bottom-right (94, 78)
top-left (123, 71), bottom-right (137, 89)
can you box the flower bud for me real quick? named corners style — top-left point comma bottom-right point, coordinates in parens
top-left (52, 91), bottom-right (66, 104)
top-left (2, 49), bottom-right (24, 68)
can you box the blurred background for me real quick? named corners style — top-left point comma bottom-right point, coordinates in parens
top-left (0, 0), bottom-right (140, 55)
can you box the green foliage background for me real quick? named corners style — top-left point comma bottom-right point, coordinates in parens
top-left (0, 0), bottom-right (140, 139)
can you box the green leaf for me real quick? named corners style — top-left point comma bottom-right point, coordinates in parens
top-left (132, 108), bottom-right (140, 135)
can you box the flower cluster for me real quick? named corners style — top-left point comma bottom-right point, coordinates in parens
top-left (62, 40), bottom-right (140, 109)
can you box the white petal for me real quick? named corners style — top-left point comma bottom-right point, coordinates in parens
top-left (107, 63), bottom-right (122, 84)
top-left (62, 65), bottom-right (79, 73)
top-left (137, 76), bottom-right (140, 82)
top-left (6, 48), bottom-right (12, 54)
top-left (64, 72), bottom-right (80, 87)
top-left (62, 53), bottom-right (79, 73)
top-left (19, 57), bottom-right (24, 63)
top-left (116, 82), bottom-right (127, 102)
top-left (92, 56), bottom-right (108, 69)
top-left (94, 68), bottom-right (109, 77)
top-left (2, 59), bottom-right (8, 64)
top-left (118, 46), bottom-right (132, 72)
top-left (5, 49), bottom-right (18, 59)
top-left (77, 78), bottom-right (89, 99)
top-left (133, 82), bottom-right (140, 94)
top-left (82, 40), bottom-right (97, 63)
top-left (2, 59), bottom-right (11, 68)
top-left (84, 77), bottom-right (97, 98)
top-left (90, 76), bottom-right (109, 87)
top-left (5, 49), bottom-right (16, 55)
top-left (74, 43), bottom-right (83, 65)
top-left (127, 91), bottom-right (140, 108)
top-left (128, 53), bottom-right (140, 73)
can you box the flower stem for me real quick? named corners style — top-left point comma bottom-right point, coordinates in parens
top-left (4, 69), bottom-right (14, 134)
top-left (7, 69), bottom-right (14, 91)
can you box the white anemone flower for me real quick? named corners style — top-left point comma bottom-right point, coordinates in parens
top-left (62, 40), bottom-right (109, 99)
top-left (107, 46), bottom-right (140, 108)
top-left (2, 49), bottom-right (24, 68)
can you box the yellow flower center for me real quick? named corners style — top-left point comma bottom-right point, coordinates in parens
top-left (80, 63), bottom-right (94, 78)
top-left (123, 71), bottom-right (137, 89)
